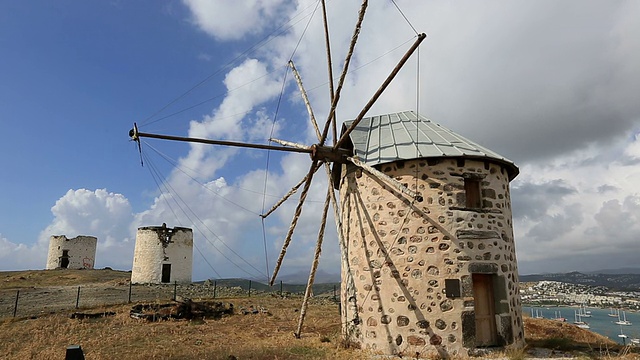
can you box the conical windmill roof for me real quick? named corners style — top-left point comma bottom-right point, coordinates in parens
top-left (341, 110), bottom-right (519, 180)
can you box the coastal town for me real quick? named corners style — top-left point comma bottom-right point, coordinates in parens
top-left (521, 280), bottom-right (640, 310)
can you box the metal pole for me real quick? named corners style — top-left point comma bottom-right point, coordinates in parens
top-left (128, 281), bottom-right (132, 303)
top-left (213, 280), bottom-right (217, 299)
top-left (13, 290), bottom-right (19, 317)
top-left (248, 280), bottom-right (252, 297)
top-left (75, 286), bottom-right (81, 309)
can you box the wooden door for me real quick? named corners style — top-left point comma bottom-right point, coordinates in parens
top-left (473, 274), bottom-right (497, 346)
top-left (161, 264), bottom-right (171, 283)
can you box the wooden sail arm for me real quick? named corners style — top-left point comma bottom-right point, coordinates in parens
top-left (348, 156), bottom-right (422, 201)
top-left (129, 123), bottom-right (313, 155)
top-left (334, 33), bottom-right (427, 150)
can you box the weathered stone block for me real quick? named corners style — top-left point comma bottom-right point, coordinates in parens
top-left (456, 230), bottom-right (500, 240)
top-left (468, 262), bottom-right (498, 274)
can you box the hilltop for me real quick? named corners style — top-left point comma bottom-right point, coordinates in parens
top-left (0, 269), bottom-right (639, 359)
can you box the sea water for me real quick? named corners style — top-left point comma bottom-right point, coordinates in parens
top-left (523, 306), bottom-right (640, 344)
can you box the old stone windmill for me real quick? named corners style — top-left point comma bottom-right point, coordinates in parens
top-left (130, 1), bottom-right (524, 357)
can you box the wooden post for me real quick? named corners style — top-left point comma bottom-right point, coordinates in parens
top-left (128, 281), bottom-right (132, 303)
top-left (333, 285), bottom-right (337, 301)
top-left (248, 280), bottom-right (252, 297)
top-left (280, 280), bottom-right (283, 297)
top-left (174, 281), bottom-right (177, 301)
top-left (13, 290), bottom-right (19, 317)
top-left (75, 286), bottom-right (81, 309)
top-left (213, 280), bottom-right (217, 299)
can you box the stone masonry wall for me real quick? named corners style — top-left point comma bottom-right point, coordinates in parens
top-left (339, 157), bottom-right (524, 357)
top-left (46, 235), bottom-right (97, 270)
top-left (131, 226), bottom-right (193, 284)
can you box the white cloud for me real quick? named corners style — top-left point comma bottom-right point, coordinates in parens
top-left (39, 189), bottom-right (135, 270)
top-left (182, 0), bottom-right (290, 41)
top-left (0, 234), bottom-right (44, 271)
top-left (6, 1), bottom-right (640, 280)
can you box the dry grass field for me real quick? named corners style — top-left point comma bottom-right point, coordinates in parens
top-left (1, 270), bottom-right (639, 359)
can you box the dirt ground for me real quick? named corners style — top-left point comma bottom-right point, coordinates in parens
top-left (0, 269), bottom-right (291, 319)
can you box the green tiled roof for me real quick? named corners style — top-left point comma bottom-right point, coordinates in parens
top-left (341, 110), bottom-right (519, 180)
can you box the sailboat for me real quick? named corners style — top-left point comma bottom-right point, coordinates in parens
top-left (530, 308), bottom-right (544, 319)
top-left (609, 308), bottom-right (619, 318)
top-left (579, 304), bottom-right (592, 318)
top-left (614, 310), bottom-right (632, 326)
top-left (618, 326), bottom-right (628, 345)
top-left (553, 310), bottom-right (566, 322)
top-left (573, 310), bottom-right (590, 329)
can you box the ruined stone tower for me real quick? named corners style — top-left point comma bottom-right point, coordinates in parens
top-left (336, 111), bottom-right (523, 357)
top-left (131, 225), bottom-right (193, 284)
top-left (46, 235), bottom-right (97, 270)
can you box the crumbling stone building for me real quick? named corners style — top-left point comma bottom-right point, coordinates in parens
top-left (131, 225), bottom-right (193, 284)
top-left (46, 235), bottom-right (97, 270)
top-left (336, 111), bottom-right (524, 357)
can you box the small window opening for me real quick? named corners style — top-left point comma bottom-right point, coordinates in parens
top-left (464, 178), bottom-right (482, 208)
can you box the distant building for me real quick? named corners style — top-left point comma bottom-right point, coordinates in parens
top-left (46, 235), bottom-right (97, 270)
top-left (131, 225), bottom-right (193, 284)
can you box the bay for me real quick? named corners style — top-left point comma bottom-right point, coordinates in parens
top-left (524, 306), bottom-right (640, 345)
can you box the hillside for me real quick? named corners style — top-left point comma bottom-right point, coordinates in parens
top-left (1, 269), bottom-right (639, 359)
top-left (520, 271), bottom-right (640, 291)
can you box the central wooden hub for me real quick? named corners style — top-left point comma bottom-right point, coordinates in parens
top-left (310, 144), bottom-right (351, 163)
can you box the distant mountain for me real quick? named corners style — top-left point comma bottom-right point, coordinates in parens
top-left (246, 269), bottom-right (340, 285)
top-left (586, 268), bottom-right (640, 275)
top-left (520, 271), bottom-right (640, 291)
top-left (201, 277), bottom-right (339, 296)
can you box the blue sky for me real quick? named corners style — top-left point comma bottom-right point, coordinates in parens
top-left (1, 1), bottom-right (640, 281)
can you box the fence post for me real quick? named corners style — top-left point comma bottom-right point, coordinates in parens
top-left (280, 280), bottom-right (283, 297)
top-left (174, 281), bottom-right (177, 301)
top-left (13, 290), bottom-right (19, 317)
top-left (248, 280), bottom-right (252, 297)
top-left (333, 285), bottom-right (337, 302)
top-left (128, 281), bottom-right (132, 303)
top-left (75, 286), bottom-right (81, 309)
top-left (213, 280), bottom-right (217, 299)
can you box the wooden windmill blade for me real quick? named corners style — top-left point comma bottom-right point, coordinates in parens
top-left (128, 0), bottom-right (428, 339)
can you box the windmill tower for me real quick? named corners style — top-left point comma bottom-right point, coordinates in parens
top-left (335, 111), bottom-right (523, 357)
top-left (128, 1), bottom-right (524, 357)
top-left (131, 225), bottom-right (193, 284)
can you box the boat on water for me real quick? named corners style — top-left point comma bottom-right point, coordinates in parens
top-left (530, 308), bottom-right (544, 319)
top-left (579, 304), bottom-right (592, 318)
top-left (608, 308), bottom-right (619, 318)
top-left (614, 310), bottom-right (632, 326)
top-left (618, 326), bottom-right (628, 345)
top-left (553, 310), bottom-right (566, 322)
top-left (573, 310), bottom-right (590, 329)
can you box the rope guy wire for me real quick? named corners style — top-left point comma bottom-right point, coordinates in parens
top-left (141, 140), bottom-right (325, 204)
top-left (143, 140), bottom-right (261, 215)
top-left (142, 144), bottom-right (270, 280)
top-left (141, 149), bottom-right (222, 279)
top-left (141, 149), bottom-right (266, 280)
top-left (141, 150), bottom-right (228, 280)
top-left (391, 0), bottom-right (419, 35)
top-left (259, 64), bottom-right (292, 283)
top-left (139, 1), bottom-right (326, 128)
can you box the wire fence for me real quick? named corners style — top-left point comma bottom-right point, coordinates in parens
top-left (0, 280), bottom-right (340, 319)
